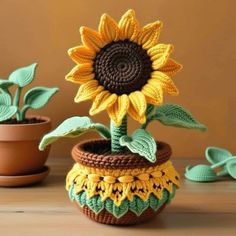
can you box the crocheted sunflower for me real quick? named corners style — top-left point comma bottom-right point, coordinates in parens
top-left (66, 9), bottom-right (182, 126)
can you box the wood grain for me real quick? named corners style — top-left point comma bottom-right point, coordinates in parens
top-left (0, 158), bottom-right (236, 236)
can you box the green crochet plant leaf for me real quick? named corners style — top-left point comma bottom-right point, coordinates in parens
top-left (0, 63), bottom-right (58, 122)
top-left (9, 63), bottom-right (37, 87)
top-left (129, 196), bottom-right (149, 216)
top-left (144, 103), bottom-right (207, 131)
top-left (205, 146), bottom-right (233, 165)
top-left (167, 186), bottom-right (176, 203)
top-left (39, 116), bottom-right (111, 150)
top-left (105, 198), bottom-right (129, 218)
top-left (185, 165), bottom-right (217, 182)
top-left (226, 159), bottom-right (236, 180)
top-left (75, 191), bottom-right (87, 206)
top-left (149, 194), bottom-right (160, 210)
top-left (0, 79), bottom-right (14, 93)
top-left (119, 129), bottom-right (157, 163)
top-left (86, 195), bottom-right (104, 214)
top-left (68, 187), bottom-right (177, 218)
top-left (24, 87), bottom-right (59, 109)
top-left (205, 147), bottom-right (233, 177)
top-left (68, 185), bottom-right (75, 201)
top-left (0, 105), bottom-right (18, 122)
top-left (0, 92), bottom-right (11, 106)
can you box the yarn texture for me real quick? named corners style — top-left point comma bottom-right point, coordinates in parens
top-left (185, 146), bottom-right (236, 182)
top-left (66, 160), bottom-right (180, 206)
top-left (110, 116), bottom-right (127, 153)
top-left (68, 185), bottom-right (176, 218)
top-left (36, 8), bottom-right (209, 225)
top-left (66, 9), bottom-right (182, 126)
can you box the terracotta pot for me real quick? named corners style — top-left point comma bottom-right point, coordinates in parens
top-left (0, 116), bottom-right (51, 176)
top-left (66, 139), bottom-right (180, 225)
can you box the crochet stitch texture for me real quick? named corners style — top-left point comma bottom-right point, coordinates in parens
top-left (66, 160), bottom-right (180, 206)
top-left (68, 185), bottom-right (176, 218)
top-left (66, 9), bottom-right (182, 126)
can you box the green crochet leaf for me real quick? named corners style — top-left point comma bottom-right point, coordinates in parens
top-left (167, 186), bottom-right (176, 203)
top-left (0, 92), bottom-right (11, 106)
top-left (68, 185), bottom-right (75, 201)
top-left (0, 79), bottom-right (14, 93)
top-left (9, 63), bottom-right (37, 87)
top-left (149, 194), bottom-right (159, 210)
top-left (210, 156), bottom-right (236, 178)
top-left (86, 195), bottom-right (104, 214)
top-left (205, 146), bottom-right (232, 165)
top-left (39, 116), bottom-right (111, 150)
top-left (146, 104), bottom-right (207, 131)
top-left (105, 198), bottom-right (129, 218)
top-left (149, 191), bottom-right (169, 210)
top-left (120, 129), bottom-right (157, 163)
top-left (104, 198), bottom-right (113, 213)
top-left (185, 165), bottom-right (217, 182)
top-left (129, 196), bottom-right (149, 216)
top-left (226, 159), bottom-right (236, 180)
top-left (0, 105), bottom-right (18, 122)
top-left (24, 87), bottom-right (58, 109)
top-left (75, 191), bottom-right (87, 206)
top-left (69, 188), bottom-right (178, 218)
top-left (159, 190), bottom-right (169, 205)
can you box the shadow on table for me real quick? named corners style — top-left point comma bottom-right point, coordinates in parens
top-left (132, 205), bottom-right (235, 230)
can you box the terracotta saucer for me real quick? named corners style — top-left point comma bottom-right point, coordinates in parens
top-left (0, 166), bottom-right (50, 187)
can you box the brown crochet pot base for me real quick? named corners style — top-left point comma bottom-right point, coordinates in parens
top-left (78, 204), bottom-right (166, 225)
top-left (72, 139), bottom-right (171, 169)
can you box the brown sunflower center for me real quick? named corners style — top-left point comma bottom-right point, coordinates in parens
top-left (93, 40), bottom-right (153, 95)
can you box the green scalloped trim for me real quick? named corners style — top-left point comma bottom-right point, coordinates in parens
top-left (68, 185), bottom-right (177, 218)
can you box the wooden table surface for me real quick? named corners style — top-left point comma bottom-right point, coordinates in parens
top-left (1, 157), bottom-right (236, 236)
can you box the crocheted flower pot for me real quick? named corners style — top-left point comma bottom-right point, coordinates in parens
top-left (38, 9), bottom-right (206, 226)
top-left (66, 139), bottom-right (180, 225)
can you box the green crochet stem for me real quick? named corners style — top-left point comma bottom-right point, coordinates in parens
top-left (13, 86), bottom-right (22, 121)
top-left (110, 116), bottom-right (127, 153)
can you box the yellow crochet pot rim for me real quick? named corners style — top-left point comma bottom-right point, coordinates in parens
top-left (65, 9), bottom-right (183, 126)
top-left (66, 160), bottom-right (180, 206)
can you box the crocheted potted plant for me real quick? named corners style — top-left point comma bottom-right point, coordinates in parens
top-left (0, 63), bottom-right (58, 186)
top-left (39, 10), bottom-right (206, 225)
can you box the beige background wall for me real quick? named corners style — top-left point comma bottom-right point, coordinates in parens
top-left (0, 0), bottom-right (235, 158)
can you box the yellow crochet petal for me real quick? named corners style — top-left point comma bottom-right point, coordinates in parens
top-left (89, 91), bottom-right (117, 115)
top-left (107, 94), bottom-right (130, 127)
top-left (148, 44), bottom-right (173, 69)
top-left (136, 21), bottom-right (163, 49)
top-left (142, 83), bottom-right (163, 105)
top-left (99, 13), bottom-right (119, 43)
top-left (80, 26), bottom-right (105, 52)
top-left (129, 91), bottom-right (147, 117)
top-left (159, 58), bottom-right (183, 77)
top-left (128, 91), bottom-right (147, 123)
top-left (128, 105), bottom-right (146, 124)
top-left (68, 46), bottom-right (95, 64)
top-left (74, 80), bottom-right (104, 103)
top-left (151, 71), bottom-right (179, 95)
top-left (118, 9), bottom-right (140, 41)
top-left (65, 63), bottom-right (94, 84)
